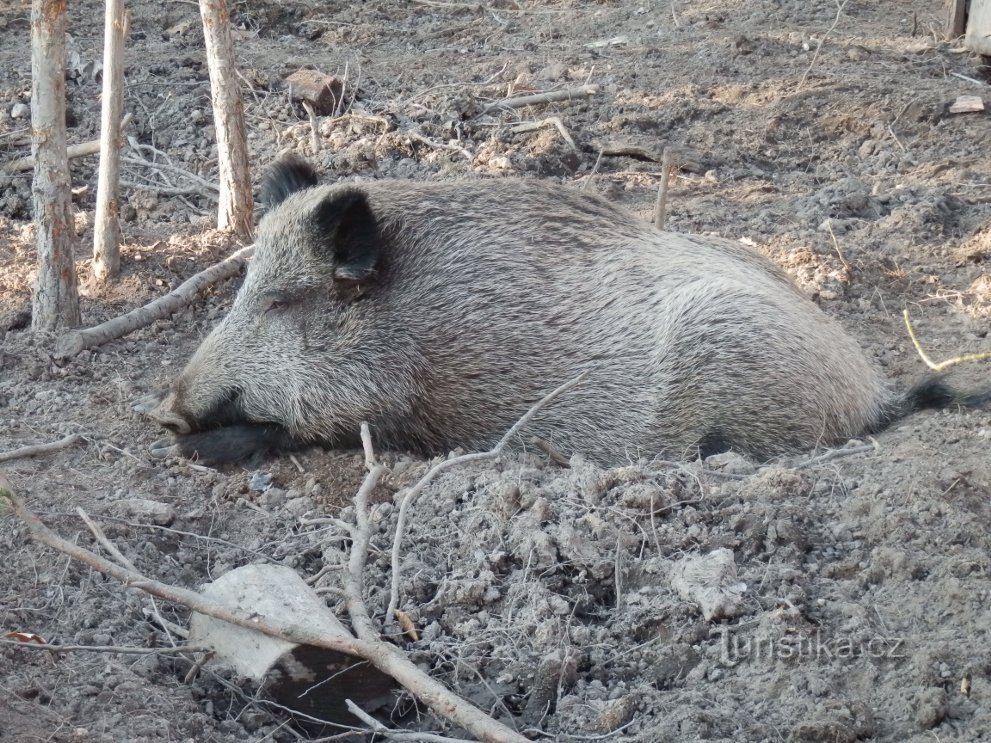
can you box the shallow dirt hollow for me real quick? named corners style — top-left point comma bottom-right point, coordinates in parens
top-left (1, 0), bottom-right (991, 741)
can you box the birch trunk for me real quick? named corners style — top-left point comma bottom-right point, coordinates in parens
top-left (30, 0), bottom-right (81, 331)
top-left (92, 0), bottom-right (129, 283)
top-left (199, 0), bottom-right (253, 239)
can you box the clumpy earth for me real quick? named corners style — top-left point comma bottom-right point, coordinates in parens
top-left (2, 0), bottom-right (991, 740)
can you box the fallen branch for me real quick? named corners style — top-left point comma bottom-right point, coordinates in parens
top-left (408, 131), bottom-right (473, 161)
top-left (3, 113), bottom-right (132, 173)
top-left (792, 442), bottom-right (877, 469)
top-left (0, 433), bottom-right (87, 463)
top-left (508, 116), bottom-right (576, 150)
top-left (55, 244), bottom-right (254, 360)
top-left (346, 699), bottom-right (475, 743)
top-left (481, 84), bottom-right (600, 114)
top-left (344, 428), bottom-right (529, 742)
top-left (1, 463), bottom-right (528, 742)
top-left (903, 309), bottom-right (991, 373)
top-left (652, 146), bottom-right (674, 229)
top-left (795, 0), bottom-right (849, 93)
top-left (0, 637), bottom-right (205, 655)
top-left (385, 373), bottom-right (588, 630)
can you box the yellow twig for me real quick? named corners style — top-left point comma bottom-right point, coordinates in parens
top-left (903, 309), bottom-right (991, 372)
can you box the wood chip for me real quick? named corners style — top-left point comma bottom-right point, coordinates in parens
top-left (285, 69), bottom-right (346, 116)
top-left (948, 95), bottom-right (985, 114)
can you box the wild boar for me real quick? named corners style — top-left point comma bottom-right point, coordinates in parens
top-left (142, 156), bottom-right (988, 464)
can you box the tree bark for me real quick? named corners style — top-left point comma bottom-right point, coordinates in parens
top-left (30, 0), bottom-right (81, 331)
top-left (198, 0), bottom-right (253, 239)
top-left (92, 0), bottom-right (129, 283)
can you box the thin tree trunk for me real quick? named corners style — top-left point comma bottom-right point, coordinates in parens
top-left (199, 0), bottom-right (252, 239)
top-left (92, 0), bottom-right (129, 283)
top-left (30, 0), bottom-right (80, 331)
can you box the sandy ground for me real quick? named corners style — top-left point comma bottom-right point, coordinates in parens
top-left (1, 0), bottom-right (990, 740)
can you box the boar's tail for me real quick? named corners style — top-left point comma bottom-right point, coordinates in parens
top-left (873, 376), bottom-right (991, 432)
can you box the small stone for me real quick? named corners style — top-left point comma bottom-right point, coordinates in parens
top-left (248, 471), bottom-right (273, 492)
top-left (285, 496), bottom-right (314, 517)
top-left (259, 487), bottom-right (287, 509)
top-left (489, 155), bottom-right (512, 170)
top-left (113, 498), bottom-right (176, 526)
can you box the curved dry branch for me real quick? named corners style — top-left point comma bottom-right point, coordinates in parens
top-left (56, 244), bottom-right (254, 360)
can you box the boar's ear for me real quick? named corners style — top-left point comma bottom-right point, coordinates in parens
top-left (310, 189), bottom-right (380, 283)
top-left (259, 155), bottom-right (319, 209)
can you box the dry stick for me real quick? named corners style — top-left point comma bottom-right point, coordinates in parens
top-left (796, 0), bottom-right (849, 93)
top-left (302, 100), bottom-right (321, 155)
top-left (344, 433), bottom-right (529, 743)
top-left (481, 84), bottom-right (600, 115)
top-left (508, 116), bottom-right (576, 150)
top-left (903, 309), bottom-right (991, 372)
top-left (119, 155), bottom-right (220, 193)
top-left (0, 483), bottom-right (369, 656)
top-left (92, 0), bottom-right (129, 282)
top-left (0, 433), bottom-right (86, 464)
top-left (2, 489), bottom-right (527, 742)
top-left (824, 219), bottom-right (851, 275)
top-left (0, 638), bottom-right (206, 655)
top-left (408, 131), bottom-right (473, 161)
top-left (652, 146), bottom-right (673, 230)
top-left (345, 700), bottom-right (475, 743)
top-left (385, 372), bottom-right (588, 630)
top-left (4, 113), bottom-right (133, 173)
top-left (77, 507), bottom-right (138, 572)
top-left (55, 244), bottom-right (254, 359)
top-left (793, 442), bottom-right (877, 469)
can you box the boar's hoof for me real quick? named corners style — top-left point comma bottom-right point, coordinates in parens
top-left (149, 438), bottom-right (179, 460)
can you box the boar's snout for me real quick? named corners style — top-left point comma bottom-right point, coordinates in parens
top-left (149, 392), bottom-right (194, 435)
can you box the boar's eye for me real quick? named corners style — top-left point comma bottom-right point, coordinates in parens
top-left (262, 295), bottom-right (292, 315)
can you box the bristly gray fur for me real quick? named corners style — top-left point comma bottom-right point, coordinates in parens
top-left (149, 159), bottom-right (988, 464)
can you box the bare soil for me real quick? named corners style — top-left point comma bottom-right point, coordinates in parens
top-left (2, 0), bottom-right (991, 741)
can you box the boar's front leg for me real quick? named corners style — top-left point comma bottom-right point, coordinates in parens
top-left (150, 423), bottom-right (299, 465)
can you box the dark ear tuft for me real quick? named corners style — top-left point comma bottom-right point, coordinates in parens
top-left (259, 155), bottom-right (319, 209)
top-left (310, 189), bottom-right (381, 284)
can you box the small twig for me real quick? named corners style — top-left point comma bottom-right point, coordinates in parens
top-left (508, 116), bottom-right (576, 150)
top-left (887, 124), bottom-right (906, 153)
top-left (793, 442), bottom-right (877, 468)
top-left (652, 146), bottom-right (673, 229)
top-left (795, 0), bottom-right (849, 93)
top-left (360, 422), bottom-right (376, 470)
top-left (56, 244), bottom-right (254, 359)
top-left (408, 131), bottom-right (473, 161)
top-left (824, 219), bottom-right (851, 274)
top-left (385, 372), bottom-right (588, 629)
top-left (481, 84), bottom-right (600, 115)
top-left (77, 507), bottom-right (138, 572)
top-left (0, 476), bottom-right (527, 743)
top-left (0, 434), bottom-right (87, 464)
top-left (903, 309), bottom-right (991, 372)
top-left (288, 453), bottom-right (306, 473)
top-left (0, 637), bottom-right (206, 655)
top-left (949, 71), bottom-right (989, 87)
top-left (582, 149), bottom-right (605, 191)
top-left (120, 155), bottom-right (220, 192)
top-left (302, 100), bottom-right (321, 155)
top-left (3, 113), bottom-right (133, 172)
top-left (528, 436), bottom-right (570, 467)
top-left (345, 699), bottom-right (476, 743)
